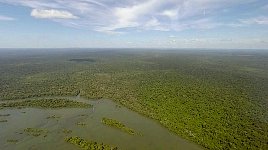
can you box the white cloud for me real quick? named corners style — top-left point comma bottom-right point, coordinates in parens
top-left (0, 0), bottom-right (263, 33)
top-left (240, 16), bottom-right (268, 25)
top-left (144, 18), bottom-right (160, 27)
top-left (143, 18), bottom-right (170, 31)
top-left (31, 9), bottom-right (78, 19)
top-left (106, 0), bottom-right (164, 31)
top-left (143, 18), bottom-right (169, 31)
top-left (161, 9), bottom-right (178, 20)
top-left (0, 15), bottom-right (15, 21)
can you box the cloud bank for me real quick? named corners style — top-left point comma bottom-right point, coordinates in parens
top-left (0, 0), bottom-right (267, 33)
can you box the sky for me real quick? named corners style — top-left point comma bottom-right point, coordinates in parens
top-left (0, 0), bottom-right (268, 49)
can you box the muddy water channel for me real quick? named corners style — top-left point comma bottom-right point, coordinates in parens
top-left (0, 97), bottom-right (202, 150)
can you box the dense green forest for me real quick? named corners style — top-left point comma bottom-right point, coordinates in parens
top-left (0, 99), bottom-right (92, 109)
top-left (0, 49), bottom-right (267, 149)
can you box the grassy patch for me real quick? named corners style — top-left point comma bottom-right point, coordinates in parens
top-left (62, 129), bottom-right (72, 134)
top-left (65, 136), bottom-right (118, 150)
top-left (24, 128), bottom-right (48, 137)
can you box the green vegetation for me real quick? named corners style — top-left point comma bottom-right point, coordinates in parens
top-left (24, 128), bottom-right (48, 137)
top-left (102, 117), bottom-right (136, 135)
top-left (76, 122), bottom-right (86, 126)
top-left (65, 136), bottom-right (118, 150)
top-left (46, 115), bottom-right (61, 119)
top-left (0, 99), bottom-right (92, 108)
top-left (62, 129), bottom-right (72, 134)
top-left (115, 105), bottom-right (122, 108)
top-left (0, 114), bottom-right (10, 117)
top-left (0, 119), bottom-right (8, 123)
top-left (7, 139), bottom-right (18, 143)
top-left (0, 50), bottom-right (267, 149)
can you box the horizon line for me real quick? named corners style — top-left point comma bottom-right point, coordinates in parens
top-left (0, 47), bottom-right (268, 50)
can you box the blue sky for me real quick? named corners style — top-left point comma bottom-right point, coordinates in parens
top-left (0, 0), bottom-right (267, 49)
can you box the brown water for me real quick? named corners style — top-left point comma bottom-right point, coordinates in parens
top-left (0, 97), bottom-right (202, 150)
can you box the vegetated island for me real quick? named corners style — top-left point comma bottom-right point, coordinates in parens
top-left (0, 119), bottom-right (8, 123)
top-left (0, 99), bottom-right (92, 109)
top-left (65, 136), bottom-right (118, 150)
top-left (24, 128), bottom-right (48, 137)
top-left (102, 117), bottom-right (138, 135)
top-left (46, 114), bottom-right (61, 119)
top-left (6, 139), bottom-right (19, 143)
top-left (0, 114), bottom-right (10, 117)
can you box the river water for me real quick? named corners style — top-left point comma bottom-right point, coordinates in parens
top-left (0, 97), bottom-right (202, 150)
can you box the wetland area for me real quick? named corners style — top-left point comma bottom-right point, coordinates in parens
top-left (0, 96), bottom-right (201, 150)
